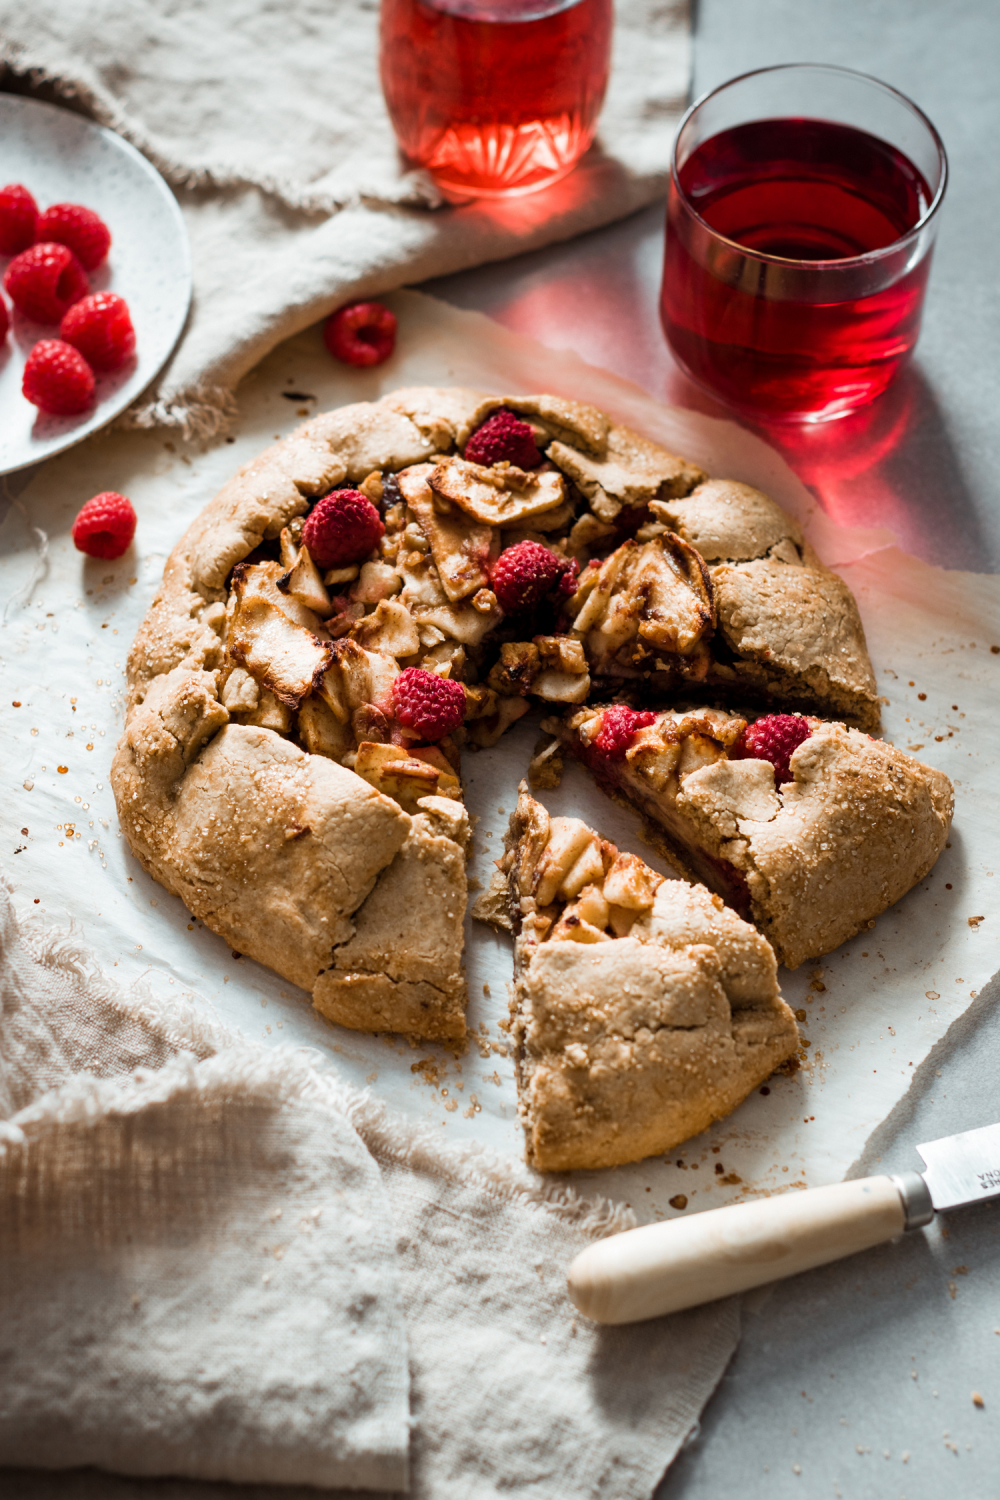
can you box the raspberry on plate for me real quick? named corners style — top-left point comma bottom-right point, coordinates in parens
top-left (4, 242), bottom-right (89, 324)
top-left (22, 339), bottom-right (96, 415)
top-left (0, 183), bottom-right (39, 255)
top-left (323, 301), bottom-right (397, 367)
top-left (592, 704), bottom-right (657, 760)
top-left (731, 713), bottom-right (812, 784)
top-left (0, 294), bottom-right (8, 344)
top-left (464, 409), bottom-right (543, 469)
top-left (490, 539), bottom-right (570, 614)
top-left (391, 667), bottom-right (465, 742)
top-left (36, 202), bottom-right (111, 272)
top-left (302, 489), bottom-right (385, 569)
top-left (71, 492), bottom-right (137, 559)
top-left (60, 291), bottom-right (136, 371)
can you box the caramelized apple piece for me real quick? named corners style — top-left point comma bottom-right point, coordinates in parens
top-left (397, 463), bottom-right (498, 603)
top-left (351, 598), bottom-right (420, 659)
top-left (429, 456), bottom-right (566, 527)
top-left (278, 543), bottom-right (332, 618)
top-left (226, 563), bottom-right (332, 709)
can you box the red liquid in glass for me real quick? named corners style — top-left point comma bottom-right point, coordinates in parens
top-left (661, 118), bottom-right (935, 419)
top-left (380, 0), bottom-right (612, 197)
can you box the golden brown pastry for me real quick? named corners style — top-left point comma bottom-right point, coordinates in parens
top-left (113, 387), bottom-right (884, 1037)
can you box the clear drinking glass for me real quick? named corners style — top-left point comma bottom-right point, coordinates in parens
top-left (379, 0), bottom-right (614, 200)
top-left (660, 64), bottom-right (948, 422)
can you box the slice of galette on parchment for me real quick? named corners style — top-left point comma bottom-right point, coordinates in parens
top-left (113, 385), bottom-right (948, 1045)
top-left (548, 702), bottom-right (954, 970)
top-left (497, 784), bottom-right (800, 1170)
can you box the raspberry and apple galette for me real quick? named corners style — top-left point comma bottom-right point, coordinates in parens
top-left (551, 704), bottom-right (954, 970)
top-left (499, 785), bottom-right (800, 1170)
top-left (112, 384), bottom-right (933, 1044)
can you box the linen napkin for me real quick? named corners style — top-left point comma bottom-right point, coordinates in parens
top-left (0, 877), bottom-right (741, 1498)
top-left (0, 881), bottom-right (412, 1492)
top-left (0, 0), bottom-right (691, 435)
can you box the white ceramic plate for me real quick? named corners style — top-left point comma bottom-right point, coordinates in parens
top-left (0, 94), bottom-right (191, 477)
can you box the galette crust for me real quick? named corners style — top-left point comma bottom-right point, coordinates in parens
top-left (114, 714), bottom-right (411, 988)
top-left (709, 558), bottom-right (879, 730)
top-left (314, 806), bottom-right (468, 1040)
top-left (656, 479), bottom-right (879, 729)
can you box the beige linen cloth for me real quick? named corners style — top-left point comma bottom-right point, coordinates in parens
top-left (0, 877), bottom-right (740, 1497)
top-left (0, 0), bottom-right (690, 435)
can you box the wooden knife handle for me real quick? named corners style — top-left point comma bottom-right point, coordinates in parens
top-left (567, 1176), bottom-right (906, 1325)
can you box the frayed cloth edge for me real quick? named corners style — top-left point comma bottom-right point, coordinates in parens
top-left (5, 884), bottom-right (637, 1239)
top-left (117, 384), bottom-right (241, 441)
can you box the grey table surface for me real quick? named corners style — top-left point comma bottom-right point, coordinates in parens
top-left (3, 3), bottom-right (998, 1499)
top-left (425, 1), bottom-right (1000, 1496)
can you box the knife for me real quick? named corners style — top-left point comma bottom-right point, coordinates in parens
top-left (567, 1121), bottom-right (1000, 1325)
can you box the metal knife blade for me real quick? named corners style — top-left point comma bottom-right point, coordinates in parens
top-left (916, 1121), bottom-right (1000, 1212)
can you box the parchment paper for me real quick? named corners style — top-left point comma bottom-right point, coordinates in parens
top-left (2, 289), bottom-right (997, 1224)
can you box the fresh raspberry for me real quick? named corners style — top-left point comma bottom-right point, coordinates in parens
top-left (490, 539), bottom-right (571, 614)
top-left (323, 301), bottom-right (397, 367)
top-left (36, 203), bottom-right (111, 272)
top-left (71, 492), bottom-right (136, 559)
top-left (22, 339), bottom-right (95, 415)
top-left (4, 243), bottom-right (88, 323)
top-left (592, 704), bottom-right (657, 760)
top-left (391, 667), bottom-right (465, 742)
top-left (0, 294), bottom-right (8, 344)
top-left (464, 409), bottom-right (543, 469)
top-left (0, 183), bottom-right (39, 255)
top-left (60, 291), bottom-right (136, 371)
top-left (557, 556), bottom-right (580, 595)
top-left (302, 489), bottom-right (385, 569)
top-left (731, 713), bottom-right (812, 785)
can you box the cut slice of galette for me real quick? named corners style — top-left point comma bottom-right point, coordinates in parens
top-left (498, 785), bottom-right (800, 1170)
top-left (551, 703), bottom-right (954, 970)
top-left (114, 385), bottom-right (887, 1039)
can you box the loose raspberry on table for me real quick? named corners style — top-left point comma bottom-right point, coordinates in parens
top-left (592, 704), bottom-right (657, 760)
top-left (302, 489), bottom-right (385, 569)
top-left (71, 492), bottom-right (136, 559)
top-left (490, 540), bottom-right (571, 615)
top-left (22, 339), bottom-right (95, 415)
top-left (464, 409), bottom-right (543, 469)
top-left (60, 291), bottom-right (136, 371)
top-left (0, 183), bottom-right (39, 255)
top-left (323, 301), bottom-right (397, 367)
top-left (731, 713), bottom-right (812, 785)
top-left (391, 667), bottom-right (465, 742)
top-left (4, 242), bottom-right (89, 324)
top-left (36, 202), bottom-right (111, 272)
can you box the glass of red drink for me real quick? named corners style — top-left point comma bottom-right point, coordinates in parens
top-left (660, 64), bottom-right (948, 422)
top-left (380, 0), bottom-right (613, 199)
